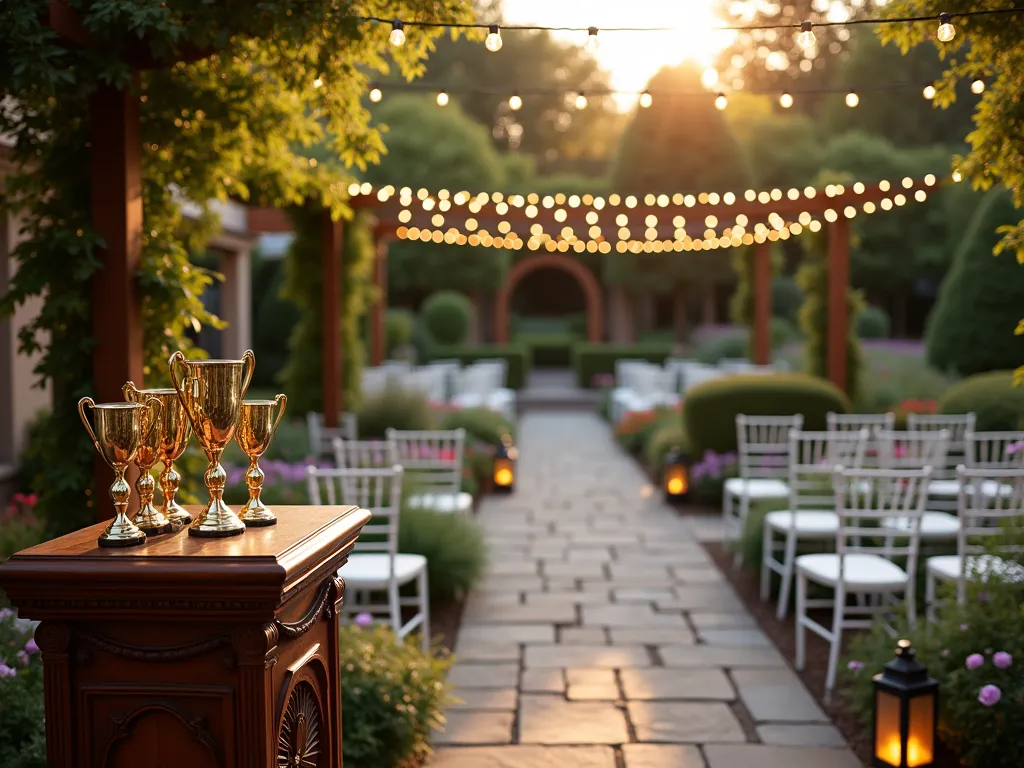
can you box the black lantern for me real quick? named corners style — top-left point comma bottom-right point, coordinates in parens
top-left (872, 640), bottom-right (938, 768)
top-left (493, 434), bottom-right (516, 494)
top-left (663, 446), bottom-right (689, 503)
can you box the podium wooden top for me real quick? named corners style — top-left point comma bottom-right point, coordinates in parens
top-left (0, 505), bottom-right (371, 622)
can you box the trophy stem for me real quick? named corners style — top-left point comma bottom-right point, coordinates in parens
top-left (188, 448), bottom-right (246, 538)
top-left (98, 468), bottom-right (147, 548)
top-left (159, 463), bottom-right (192, 526)
top-left (239, 459), bottom-right (276, 528)
top-left (132, 465), bottom-right (172, 535)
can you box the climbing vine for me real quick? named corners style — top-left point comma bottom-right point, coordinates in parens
top-left (728, 245), bottom-right (782, 360)
top-left (0, 0), bottom-right (472, 532)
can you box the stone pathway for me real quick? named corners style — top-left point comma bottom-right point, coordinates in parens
top-left (429, 412), bottom-right (863, 768)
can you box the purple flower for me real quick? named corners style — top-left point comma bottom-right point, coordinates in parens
top-left (960, 623), bottom-right (969, 632)
top-left (0, 608), bottom-right (12, 622)
top-left (993, 651), bottom-right (1013, 670)
top-left (978, 684), bottom-right (1002, 707)
top-left (941, 648), bottom-right (950, 657)
top-left (24, 638), bottom-right (38, 655)
top-left (1006, 440), bottom-right (1024, 456)
top-left (0, 663), bottom-right (15, 678)
top-left (15, 651), bottom-right (28, 666)
top-left (847, 660), bottom-right (865, 672)
top-left (966, 653), bottom-right (985, 670)
top-left (354, 612), bottom-right (373, 627)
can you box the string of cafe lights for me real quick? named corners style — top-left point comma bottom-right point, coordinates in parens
top-left (344, 173), bottom-right (954, 254)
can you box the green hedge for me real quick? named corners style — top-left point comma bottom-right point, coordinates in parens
top-left (571, 343), bottom-right (674, 388)
top-left (683, 373), bottom-right (851, 454)
top-left (425, 344), bottom-right (531, 390)
top-left (939, 370), bottom-right (1024, 431)
top-left (516, 333), bottom-right (577, 367)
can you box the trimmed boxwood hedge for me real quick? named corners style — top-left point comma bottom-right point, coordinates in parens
top-left (683, 373), bottom-right (851, 454)
top-left (571, 343), bottom-right (675, 388)
top-left (939, 370), bottom-right (1024, 431)
top-left (424, 344), bottom-right (531, 390)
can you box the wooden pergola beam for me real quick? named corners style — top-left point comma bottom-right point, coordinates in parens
top-left (321, 212), bottom-right (343, 427)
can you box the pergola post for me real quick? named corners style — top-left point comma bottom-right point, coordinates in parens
top-left (322, 211), bottom-right (343, 427)
top-left (827, 219), bottom-right (851, 392)
top-left (752, 242), bottom-right (772, 366)
top-left (90, 80), bottom-right (145, 520)
top-left (371, 235), bottom-right (388, 366)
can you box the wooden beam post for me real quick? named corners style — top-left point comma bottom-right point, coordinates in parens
top-left (827, 218), bottom-right (851, 391)
top-left (371, 237), bottom-right (388, 366)
top-left (322, 211), bottom-right (343, 428)
top-left (752, 242), bottom-right (772, 365)
top-left (90, 80), bottom-right (145, 521)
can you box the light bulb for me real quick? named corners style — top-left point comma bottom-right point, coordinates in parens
top-left (369, 87), bottom-right (382, 102)
top-left (485, 24), bottom-right (503, 52)
top-left (585, 26), bottom-right (600, 53)
top-left (390, 20), bottom-right (406, 46)
top-left (575, 92), bottom-right (588, 110)
top-left (313, 77), bottom-right (324, 89)
top-left (923, 84), bottom-right (936, 100)
top-left (845, 90), bottom-right (859, 108)
top-left (639, 91), bottom-right (653, 108)
top-left (971, 78), bottom-right (985, 94)
top-left (797, 20), bottom-right (816, 50)
top-left (509, 93), bottom-right (522, 111)
top-left (779, 92), bottom-right (794, 109)
top-left (715, 93), bottom-right (727, 110)
top-left (952, 169), bottom-right (963, 182)
top-left (436, 91), bottom-right (449, 107)
top-left (936, 13), bottom-right (955, 42)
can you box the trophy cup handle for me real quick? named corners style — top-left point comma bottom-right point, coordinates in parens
top-left (168, 351), bottom-right (194, 419)
top-left (271, 394), bottom-right (288, 438)
top-left (77, 397), bottom-right (103, 455)
top-left (240, 349), bottom-right (255, 399)
top-left (144, 396), bottom-right (163, 444)
top-left (122, 380), bottom-right (140, 402)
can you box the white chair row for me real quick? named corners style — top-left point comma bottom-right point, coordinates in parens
top-left (306, 412), bottom-right (359, 458)
top-left (359, 360), bottom-right (516, 421)
top-left (450, 360), bottom-right (516, 422)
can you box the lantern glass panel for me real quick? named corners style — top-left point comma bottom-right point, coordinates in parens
top-left (494, 459), bottom-right (514, 487)
top-left (906, 694), bottom-right (935, 767)
top-left (875, 690), bottom-right (903, 766)
top-left (665, 465), bottom-right (688, 495)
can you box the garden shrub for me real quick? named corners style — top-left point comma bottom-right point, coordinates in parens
top-left (772, 276), bottom-right (803, 323)
top-left (424, 345), bottom-right (530, 390)
top-left (683, 373), bottom-right (851, 454)
top-left (421, 291), bottom-right (473, 346)
top-left (644, 421), bottom-right (690, 476)
top-left (386, 308), bottom-right (415, 357)
top-left (0, 609), bottom-right (46, 768)
top-left (398, 506), bottom-right (487, 602)
top-left (0, 495), bottom-right (46, 560)
top-left (517, 333), bottom-right (575, 367)
top-left (440, 407), bottom-right (515, 446)
top-left (696, 332), bottom-right (749, 365)
top-left (939, 370), bottom-right (1024, 431)
top-left (356, 384), bottom-right (436, 438)
top-left (571, 343), bottom-right (674, 388)
top-left (340, 624), bottom-right (453, 768)
top-left (691, 450), bottom-right (740, 506)
top-left (841, 574), bottom-right (1024, 768)
top-left (857, 305), bottom-right (891, 339)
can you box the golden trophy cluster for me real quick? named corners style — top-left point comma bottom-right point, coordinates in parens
top-left (78, 349), bottom-right (288, 547)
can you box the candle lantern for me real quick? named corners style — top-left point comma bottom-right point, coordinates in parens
top-left (493, 434), bottom-right (517, 494)
top-left (873, 639), bottom-right (938, 768)
top-left (663, 446), bottom-right (690, 502)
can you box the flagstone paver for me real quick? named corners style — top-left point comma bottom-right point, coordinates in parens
top-left (429, 412), bottom-right (860, 766)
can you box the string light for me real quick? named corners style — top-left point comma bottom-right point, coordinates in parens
top-left (509, 93), bottom-right (522, 111)
top-left (585, 26), bottom-right (600, 52)
top-left (846, 90), bottom-right (860, 108)
top-left (575, 91), bottom-right (588, 109)
top-left (313, 76), bottom-right (324, 89)
top-left (936, 12), bottom-right (956, 42)
top-left (797, 20), bottom-right (817, 50)
top-left (715, 93), bottom-right (728, 110)
top-left (389, 20), bottom-right (406, 46)
top-left (779, 92), bottom-right (794, 109)
top-left (436, 90), bottom-right (449, 106)
top-left (952, 169), bottom-right (963, 182)
top-left (369, 86), bottom-right (382, 102)
top-left (923, 84), bottom-right (936, 100)
top-left (971, 77), bottom-right (985, 94)
top-left (639, 90), bottom-right (653, 108)
top-left (485, 24), bottom-right (503, 52)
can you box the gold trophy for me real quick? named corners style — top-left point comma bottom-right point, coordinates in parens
top-left (170, 349), bottom-right (255, 538)
top-left (236, 394), bottom-right (288, 527)
top-left (123, 382), bottom-right (192, 530)
top-left (78, 397), bottom-right (160, 548)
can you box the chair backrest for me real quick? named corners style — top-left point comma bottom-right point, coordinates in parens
top-left (423, 360), bottom-right (461, 401)
top-left (876, 429), bottom-right (950, 473)
top-left (306, 464), bottom-right (403, 556)
top-left (907, 413), bottom-right (976, 477)
top-left (681, 365), bottom-right (726, 394)
top-left (386, 428), bottom-right (465, 494)
top-left (736, 414), bottom-right (804, 480)
top-left (615, 359), bottom-right (652, 388)
top-left (966, 431), bottom-right (1024, 469)
top-left (307, 412), bottom-right (358, 458)
top-left (787, 429), bottom-right (868, 511)
top-left (833, 466), bottom-right (932, 577)
top-left (956, 466), bottom-right (1024, 562)
top-left (405, 367), bottom-right (446, 402)
top-left (333, 437), bottom-right (395, 469)
top-left (361, 367), bottom-right (391, 399)
top-left (828, 413), bottom-right (895, 468)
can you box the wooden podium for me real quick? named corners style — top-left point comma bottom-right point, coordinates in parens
top-left (0, 504), bottom-right (370, 768)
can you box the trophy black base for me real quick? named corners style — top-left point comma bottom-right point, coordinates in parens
top-left (97, 532), bottom-right (147, 548)
top-left (137, 522), bottom-right (173, 535)
top-left (188, 526), bottom-right (246, 538)
top-left (241, 517), bottom-right (277, 527)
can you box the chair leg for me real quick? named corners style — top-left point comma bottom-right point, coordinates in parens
top-left (905, 584), bottom-right (917, 628)
top-left (776, 531), bottom-right (798, 621)
top-left (723, 490), bottom-right (734, 542)
top-left (795, 571), bottom-right (807, 670)
top-left (825, 586), bottom-right (845, 696)
top-left (388, 581), bottom-right (402, 641)
top-left (733, 495), bottom-right (748, 569)
top-left (418, 568), bottom-right (431, 654)
top-left (925, 572), bottom-right (936, 625)
top-left (760, 523), bottom-right (773, 602)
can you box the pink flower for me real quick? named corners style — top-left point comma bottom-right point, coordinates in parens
top-left (966, 653), bottom-right (984, 670)
top-left (978, 684), bottom-right (1002, 707)
top-left (993, 651), bottom-right (1013, 669)
top-left (23, 493), bottom-right (37, 506)
top-left (1006, 440), bottom-right (1024, 456)
top-left (11, 492), bottom-right (25, 504)
top-left (354, 612), bottom-right (373, 627)
top-left (15, 651), bottom-right (28, 666)
top-left (847, 660), bottom-right (865, 672)
top-left (0, 663), bottom-right (15, 678)
top-left (24, 638), bottom-right (39, 655)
